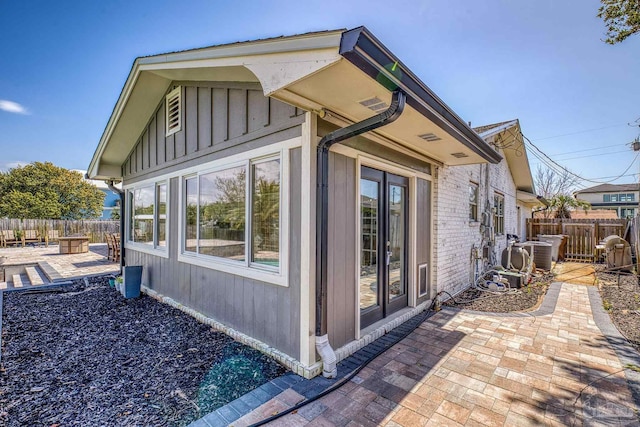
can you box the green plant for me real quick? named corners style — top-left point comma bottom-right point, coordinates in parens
top-left (115, 276), bottom-right (123, 284)
top-left (603, 299), bottom-right (613, 311)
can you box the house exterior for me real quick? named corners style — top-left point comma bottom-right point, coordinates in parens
top-left (87, 27), bottom-right (529, 378)
top-left (436, 120), bottom-right (540, 296)
top-left (574, 183), bottom-right (640, 219)
top-left (75, 169), bottom-right (122, 219)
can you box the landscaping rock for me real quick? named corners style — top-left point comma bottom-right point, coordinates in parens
top-left (0, 276), bottom-right (286, 426)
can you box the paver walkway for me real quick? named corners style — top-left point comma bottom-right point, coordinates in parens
top-left (231, 283), bottom-right (639, 426)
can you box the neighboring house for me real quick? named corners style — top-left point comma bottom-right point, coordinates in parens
top-left (436, 119), bottom-right (541, 296)
top-left (74, 169), bottom-right (121, 219)
top-left (574, 183), bottom-right (640, 219)
top-left (88, 27), bottom-right (520, 378)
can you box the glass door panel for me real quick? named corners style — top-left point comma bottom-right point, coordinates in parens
top-left (360, 178), bottom-right (380, 313)
top-left (387, 184), bottom-right (406, 302)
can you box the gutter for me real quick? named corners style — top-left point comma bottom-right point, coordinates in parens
top-left (315, 89), bottom-right (406, 378)
top-left (339, 27), bottom-right (502, 165)
top-left (532, 195), bottom-right (551, 218)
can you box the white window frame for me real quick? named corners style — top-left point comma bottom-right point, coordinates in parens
top-left (494, 192), bottom-right (505, 235)
top-left (124, 177), bottom-right (170, 258)
top-left (176, 140), bottom-right (294, 287)
top-left (469, 182), bottom-right (479, 222)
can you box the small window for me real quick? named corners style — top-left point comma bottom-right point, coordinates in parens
top-left (127, 181), bottom-right (168, 251)
top-left (603, 194), bottom-right (611, 202)
top-left (611, 194), bottom-right (619, 202)
top-left (494, 193), bottom-right (505, 235)
top-left (165, 87), bottom-right (182, 136)
top-left (469, 182), bottom-right (479, 221)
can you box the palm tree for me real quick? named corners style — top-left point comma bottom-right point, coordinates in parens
top-left (548, 195), bottom-right (591, 219)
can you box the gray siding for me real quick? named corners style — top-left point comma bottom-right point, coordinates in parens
top-left (327, 152), bottom-right (357, 349)
top-left (126, 148), bottom-right (302, 360)
top-left (124, 82), bottom-right (305, 183)
top-left (416, 178), bottom-right (433, 304)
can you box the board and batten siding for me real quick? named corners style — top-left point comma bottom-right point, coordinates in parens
top-left (327, 152), bottom-right (357, 350)
top-left (416, 178), bottom-right (433, 304)
top-left (123, 82), bottom-right (305, 183)
top-left (127, 148), bottom-right (302, 360)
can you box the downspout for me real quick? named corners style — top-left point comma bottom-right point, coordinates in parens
top-left (532, 195), bottom-right (550, 218)
top-left (106, 180), bottom-right (125, 273)
top-left (315, 90), bottom-right (406, 378)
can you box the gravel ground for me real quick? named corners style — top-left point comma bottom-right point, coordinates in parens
top-left (0, 276), bottom-right (285, 427)
top-left (598, 267), bottom-right (640, 352)
top-left (443, 271), bottom-right (554, 312)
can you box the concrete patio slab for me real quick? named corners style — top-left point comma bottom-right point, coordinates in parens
top-left (230, 283), bottom-right (639, 426)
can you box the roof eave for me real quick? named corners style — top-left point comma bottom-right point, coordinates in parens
top-left (338, 27), bottom-right (502, 164)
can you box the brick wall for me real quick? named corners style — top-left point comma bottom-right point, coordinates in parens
top-left (433, 143), bottom-right (518, 296)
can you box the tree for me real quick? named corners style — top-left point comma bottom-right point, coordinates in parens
top-left (598, 0), bottom-right (640, 44)
top-left (0, 162), bottom-right (105, 219)
top-left (548, 194), bottom-right (591, 219)
top-left (534, 165), bottom-right (580, 200)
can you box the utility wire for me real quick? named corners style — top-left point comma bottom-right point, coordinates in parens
top-left (548, 143), bottom-right (630, 157)
top-left (530, 123), bottom-right (628, 141)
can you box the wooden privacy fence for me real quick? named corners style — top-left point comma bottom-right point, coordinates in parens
top-left (526, 218), bottom-right (629, 262)
top-left (0, 219), bottom-right (120, 244)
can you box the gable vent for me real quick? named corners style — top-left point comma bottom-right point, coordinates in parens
top-left (359, 97), bottom-right (389, 112)
top-left (451, 152), bottom-right (469, 158)
top-left (418, 132), bottom-right (442, 142)
top-left (165, 87), bottom-right (182, 136)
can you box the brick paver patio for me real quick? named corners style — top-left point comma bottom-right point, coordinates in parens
top-left (0, 243), bottom-right (118, 280)
top-left (231, 283), bottom-right (639, 426)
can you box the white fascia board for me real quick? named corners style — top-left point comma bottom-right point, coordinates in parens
top-left (477, 120), bottom-right (519, 139)
top-left (88, 31), bottom-right (344, 180)
top-left (88, 60), bottom-right (145, 179)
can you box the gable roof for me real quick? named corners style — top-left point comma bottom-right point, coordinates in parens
top-left (473, 119), bottom-right (536, 195)
top-left (88, 26), bottom-right (501, 180)
top-left (473, 120), bottom-right (517, 136)
top-left (575, 183), bottom-right (640, 194)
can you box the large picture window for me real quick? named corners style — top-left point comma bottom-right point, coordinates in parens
top-left (127, 181), bottom-right (168, 251)
top-left (182, 156), bottom-right (281, 272)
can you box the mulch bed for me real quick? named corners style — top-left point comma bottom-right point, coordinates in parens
top-left (443, 271), bottom-right (554, 312)
top-left (597, 267), bottom-right (640, 352)
top-left (0, 276), bottom-right (286, 426)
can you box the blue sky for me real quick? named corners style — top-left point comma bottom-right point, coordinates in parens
top-left (1, 0), bottom-right (639, 189)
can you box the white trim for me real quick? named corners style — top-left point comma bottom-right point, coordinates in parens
top-left (353, 152), bottom-right (424, 338)
top-left (299, 113), bottom-right (317, 367)
top-left (123, 177), bottom-right (170, 258)
top-left (165, 86), bottom-right (182, 137)
top-left (174, 139), bottom-right (298, 288)
top-left (331, 144), bottom-right (432, 181)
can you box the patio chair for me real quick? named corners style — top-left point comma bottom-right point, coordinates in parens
top-left (22, 230), bottom-right (42, 246)
top-left (45, 230), bottom-right (60, 247)
top-left (106, 233), bottom-right (115, 261)
top-left (1, 230), bottom-right (21, 248)
top-left (112, 233), bottom-right (121, 263)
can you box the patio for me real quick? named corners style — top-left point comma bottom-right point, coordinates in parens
top-left (0, 243), bottom-right (118, 285)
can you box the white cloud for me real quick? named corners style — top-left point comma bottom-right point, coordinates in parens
top-left (0, 161), bottom-right (28, 172)
top-left (0, 100), bottom-right (29, 115)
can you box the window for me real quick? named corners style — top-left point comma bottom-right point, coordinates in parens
top-left (494, 193), bottom-right (505, 234)
top-left (604, 194), bottom-right (610, 202)
top-left (199, 166), bottom-right (246, 260)
top-left (621, 208), bottom-right (635, 218)
top-left (127, 181), bottom-right (168, 251)
top-left (469, 182), bottom-right (479, 221)
top-left (182, 155), bottom-right (281, 272)
top-left (165, 87), bottom-right (182, 136)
